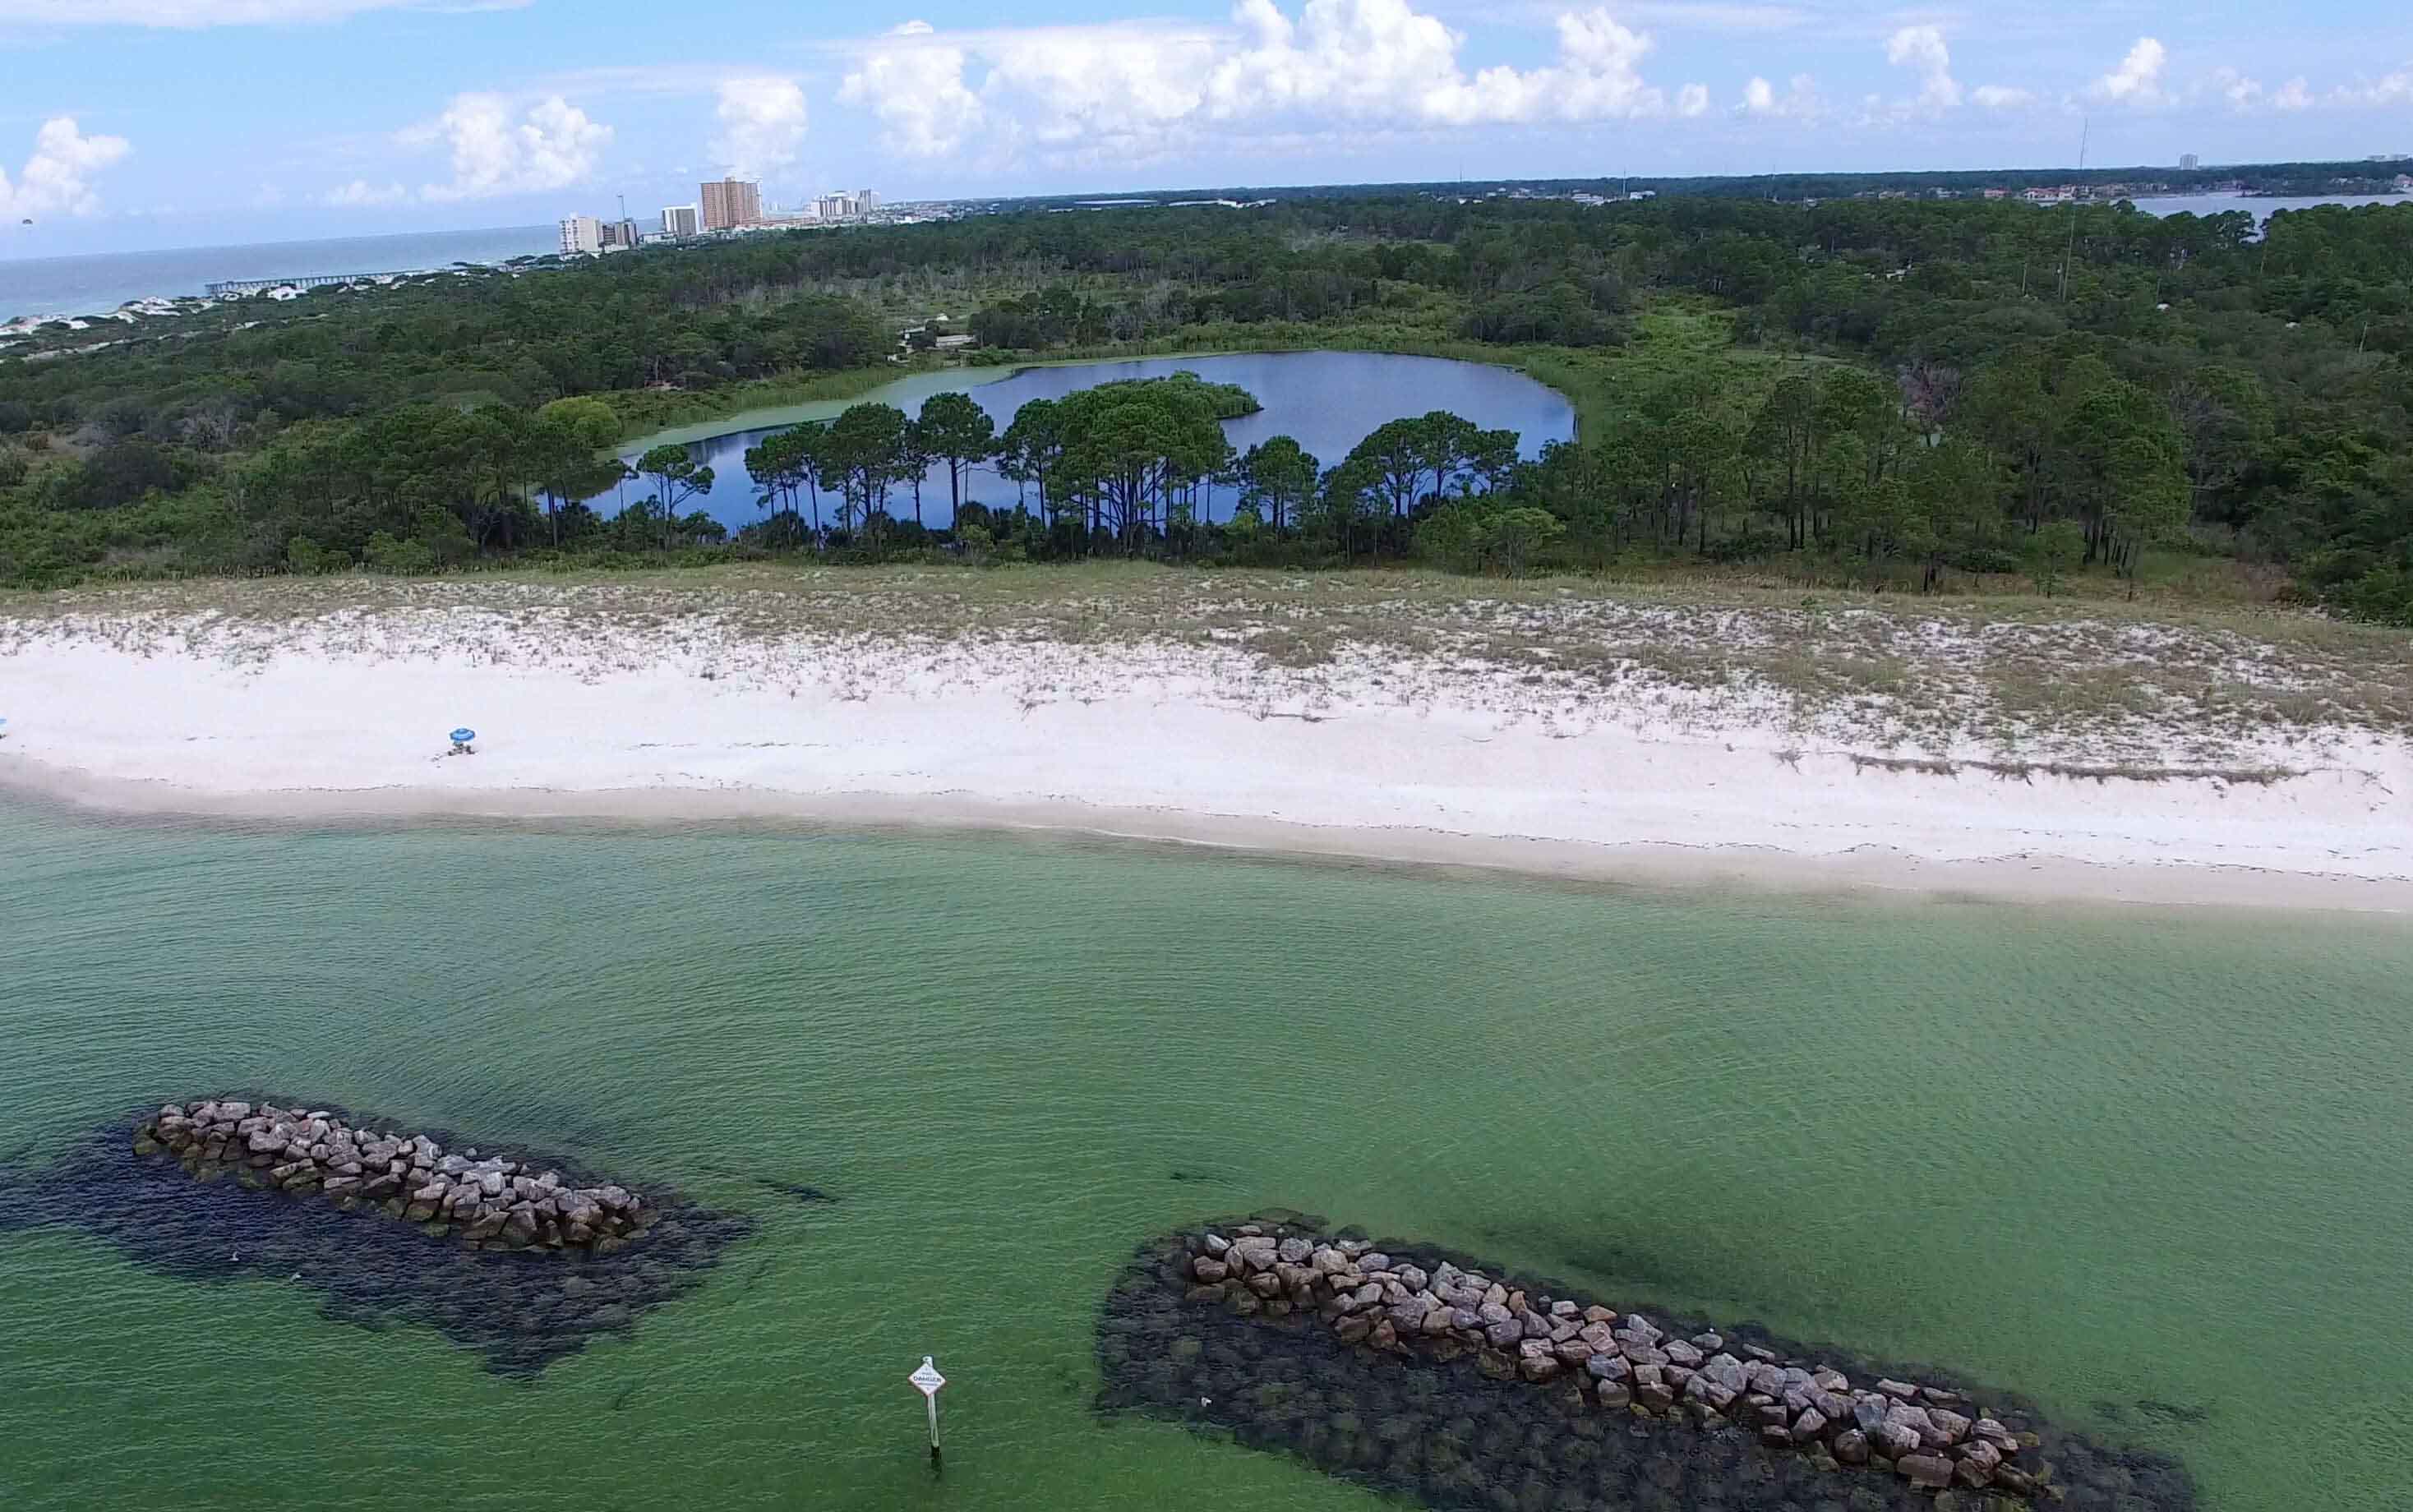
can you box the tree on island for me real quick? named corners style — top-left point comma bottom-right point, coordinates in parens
top-left (897, 411), bottom-right (934, 527)
top-left (997, 399), bottom-right (1065, 520)
top-left (1239, 436), bottom-right (1319, 533)
top-left (917, 391), bottom-right (998, 514)
top-left (634, 444), bottom-right (715, 551)
top-left (744, 424), bottom-right (828, 546)
top-left (821, 403), bottom-right (911, 537)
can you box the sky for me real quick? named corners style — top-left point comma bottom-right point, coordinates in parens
top-left (1, 0), bottom-right (2409, 256)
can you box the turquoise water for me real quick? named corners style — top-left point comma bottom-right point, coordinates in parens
top-left (613, 351), bottom-right (1578, 531)
top-left (1, 798), bottom-right (2408, 1510)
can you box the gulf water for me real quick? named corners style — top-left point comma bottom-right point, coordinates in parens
top-left (0, 225), bottom-right (557, 324)
top-left (1, 799), bottom-right (2406, 1510)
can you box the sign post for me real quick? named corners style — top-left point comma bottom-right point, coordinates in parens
top-left (909, 1356), bottom-right (947, 1464)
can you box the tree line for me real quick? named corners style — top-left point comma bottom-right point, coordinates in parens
top-left (2, 189), bottom-right (2409, 619)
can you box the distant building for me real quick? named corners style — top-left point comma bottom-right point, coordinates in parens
top-left (857, 189), bottom-right (881, 216)
top-left (699, 179), bottom-right (762, 232)
top-left (662, 205), bottom-right (701, 238)
top-left (598, 218), bottom-right (641, 249)
top-left (558, 215), bottom-right (603, 256)
top-left (1982, 187), bottom-right (2010, 200)
top-left (2180, 153), bottom-right (2201, 171)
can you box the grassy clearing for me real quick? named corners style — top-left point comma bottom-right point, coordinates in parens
top-left (9, 561), bottom-right (2407, 762)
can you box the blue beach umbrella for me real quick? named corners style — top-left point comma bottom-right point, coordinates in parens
top-left (450, 727), bottom-right (477, 744)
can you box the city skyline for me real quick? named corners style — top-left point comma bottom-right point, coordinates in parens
top-left (2, 0), bottom-right (2411, 256)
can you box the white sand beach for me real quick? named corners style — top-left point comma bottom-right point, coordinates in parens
top-left (3, 573), bottom-right (2407, 910)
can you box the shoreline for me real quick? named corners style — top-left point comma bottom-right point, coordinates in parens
top-left (10, 760), bottom-right (2412, 915)
top-left (6, 584), bottom-right (2407, 915)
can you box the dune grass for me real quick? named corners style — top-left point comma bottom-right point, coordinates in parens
top-left (9, 562), bottom-right (2407, 766)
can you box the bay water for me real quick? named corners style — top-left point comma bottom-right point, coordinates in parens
top-left (1, 798), bottom-right (2406, 1510)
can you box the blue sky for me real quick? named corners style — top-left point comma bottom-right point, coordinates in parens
top-left (2, 0), bottom-right (2409, 255)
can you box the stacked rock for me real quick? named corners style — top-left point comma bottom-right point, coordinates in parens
top-left (1183, 1222), bottom-right (2043, 1499)
top-left (136, 1099), bottom-right (654, 1256)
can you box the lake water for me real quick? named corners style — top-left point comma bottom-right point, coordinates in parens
top-left (0, 224), bottom-right (559, 324)
top-left (1, 795), bottom-right (2409, 1510)
top-left (616, 352), bottom-right (1578, 532)
top-left (2129, 191), bottom-right (2409, 225)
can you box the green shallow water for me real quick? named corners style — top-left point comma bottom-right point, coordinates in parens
top-left (1, 800), bottom-right (2408, 1511)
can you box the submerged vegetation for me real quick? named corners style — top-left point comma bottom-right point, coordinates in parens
top-left (3, 191), bottom-right (2411, 622)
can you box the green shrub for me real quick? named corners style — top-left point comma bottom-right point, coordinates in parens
top-left (364, 532), bottom-right (438, 574)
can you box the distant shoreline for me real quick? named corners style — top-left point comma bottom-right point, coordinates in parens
top-left (0, 224), bottom-right (556, 327)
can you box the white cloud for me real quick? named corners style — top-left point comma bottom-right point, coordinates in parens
top-left (2328, 68), bottom-right (2413, 108)
top-left (1971, 84), bottom-right (2033, 110)
top-left (405, 94), bottom-right (611, 203)
top-left (325, 178), bottom-right (408, 206)
top-left (2273, 77), bottom-right (2314, 110)
top-left (711, 77), bottom-right (808, 179)
top-left (2208, 67), bottom-right (2262, 110)
top-left (1737, 72), bottom-right (1819, 119)
top-left (837, 3), bottom-right (1682, 167)
top-left (0, 118), bottom-right (131, 221)
top-left (1208, 2), bottom-right (1668, 127)
top-left (0, 0), bottom-right (527, 24)
top-left (838, 22), bottom-right (990, 159)
top-left (1677, 81), bottom-right (1710, 117)
top-left (2095, 37), bottom-right (2169, 107)
top-left (1884, 25), bottom-right (1959, 114)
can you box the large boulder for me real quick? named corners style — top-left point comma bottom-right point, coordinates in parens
top-left (1897, 1454), bottom-right (1954, 1490)
top-left (1700, 1353), bottom-right (1749, 1395)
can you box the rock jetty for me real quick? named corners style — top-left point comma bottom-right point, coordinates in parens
top-left (0, 1099), bottom-right (768, 1372)
top-left (137, 1099), bottom-right (654, 1253)
top-left (1098, 1214), bottom-right (2195, 1512)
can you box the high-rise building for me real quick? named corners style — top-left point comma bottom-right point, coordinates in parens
top-left (2180, 153), bottom-right (2201, 171)
top-left (857, 190), bottom-right (881, 216)
top-left (597, 218), bottom-right (641, 249)
top-left (558, 215), bottom-right (602, 256)
top-left (699, 179), bottom-right (761, 231)
top-left (662, 204), bottom-right (701, 238)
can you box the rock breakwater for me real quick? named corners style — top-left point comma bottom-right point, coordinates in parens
top-left (1098, 1215), bottom-right (2194, 1512)
top-left (139, 1099), bottom-right (653, 1253)
top-left (0, 1099), bottom-right (757, 1374)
